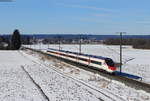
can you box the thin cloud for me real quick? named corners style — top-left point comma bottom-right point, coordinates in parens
top-left (93, 13), bottom-right (108, 17)
top-left (60, 4), bottom-right (118, 13)
top-left (0, 0), bottom-right (13, 2)
top-left (136, 21), bottom-right (150, 24)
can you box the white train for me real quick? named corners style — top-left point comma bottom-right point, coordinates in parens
top-left (46, 48), bottom-right (117, 73)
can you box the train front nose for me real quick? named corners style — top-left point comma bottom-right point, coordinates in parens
top-left (108, 66), bottom-right (117, 71)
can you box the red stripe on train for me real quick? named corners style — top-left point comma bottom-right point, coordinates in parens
top-left (108, 66), bottom-right (116, 71)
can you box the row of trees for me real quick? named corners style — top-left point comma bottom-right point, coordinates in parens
top-left (2, 30), bottom-right (150, 50)
top-left (103, 38), bottom-right (133, 45)
top-left (104, 38), bottom-right (150, 49)
top-left (132, 39), bottom-right (150, 49)
top-left (0, 29), bottom-right (21, 50)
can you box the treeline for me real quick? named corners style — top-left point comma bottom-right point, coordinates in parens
top-left (103, 38), bottom-right (133, 45)
top-left (104, 38), bottom-right (150, 49)
top-left (0, 29), bottom-right (21, 50)
top-left (21, 36), bottom-right (103, 45)
top-left (0, 36), bottom-right (10, 50)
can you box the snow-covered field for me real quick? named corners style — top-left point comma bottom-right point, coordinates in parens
top-left (0, 47), bottom-right (150, 101)
top-left (0, 51), bottom-right (47, 101)
top-left (25, 44), bottom-right (150, 84)
top-left (0, 50), bottom-right (119, 101)
top-left (22, 47), bottom-right (150, 101)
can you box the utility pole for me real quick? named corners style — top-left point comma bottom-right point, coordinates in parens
top-left (58, 36), bottom-right (61, 51)
top-left (120, 32), bottom-right (123, 74)
top-left (79, 34), bottom-right (82, 54)
top-left (33, 34), bottom-right (36, 49)
top-left (39, 39), bottom-right (41, 50)
top-left (48, 38), bottom-right (49, 49)
top-left (48, 42), bottom-right (49, 49)
top-left (117, 32), bottom-right (126, 74)
top-left (32, 34), bottom-right (34, 49)
top-left (59, 37), bottom-right (60, 51)
top-left (40, 41), bottom-right (41, 50)
top-left (30, 36), bottom-right (31, 48)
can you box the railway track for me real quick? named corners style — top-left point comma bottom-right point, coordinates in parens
top-left (20, 49), bottom-right (126, 101)
top-left (22, 47), bottom-right (150, 94)
top-left (21, 66), bottom-right (50, 101)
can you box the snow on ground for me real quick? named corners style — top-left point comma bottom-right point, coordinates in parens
top-left (23, 64), bottom-right (107, 101)
top-left (0, 50), bottom-right (117, 101)
top-left (24, 44), bottom-right (150, 84)
top-left (20, 51), bottom-right (116, 101)
top-left (0, 51), bottom-right (47, 101)
top-left (22, 48), bottom-right (150, 101)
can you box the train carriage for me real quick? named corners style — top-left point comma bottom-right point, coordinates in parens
top-left (46, 48), bottom-right (116, 73)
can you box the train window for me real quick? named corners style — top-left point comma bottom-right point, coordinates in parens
top-left (78, 57), bottom-right (87, 62)
top-left (105, 58), bottom-right (114, 67)
top-left (64, 54), bottom-right (76, 59)
top-left (91, 60), bottom-right (102, 65)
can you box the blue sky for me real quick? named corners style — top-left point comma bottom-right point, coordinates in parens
top-left (0, 0), bottom-right (150, 35)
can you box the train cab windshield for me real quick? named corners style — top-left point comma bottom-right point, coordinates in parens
top-left (105, 58), bottom-right (115, 67)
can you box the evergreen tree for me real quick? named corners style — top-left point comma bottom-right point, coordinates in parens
top-left (11, 29), bottom-right (21, 50)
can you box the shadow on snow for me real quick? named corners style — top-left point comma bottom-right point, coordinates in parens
top-left (115, 71), bottom-right (142, 80)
